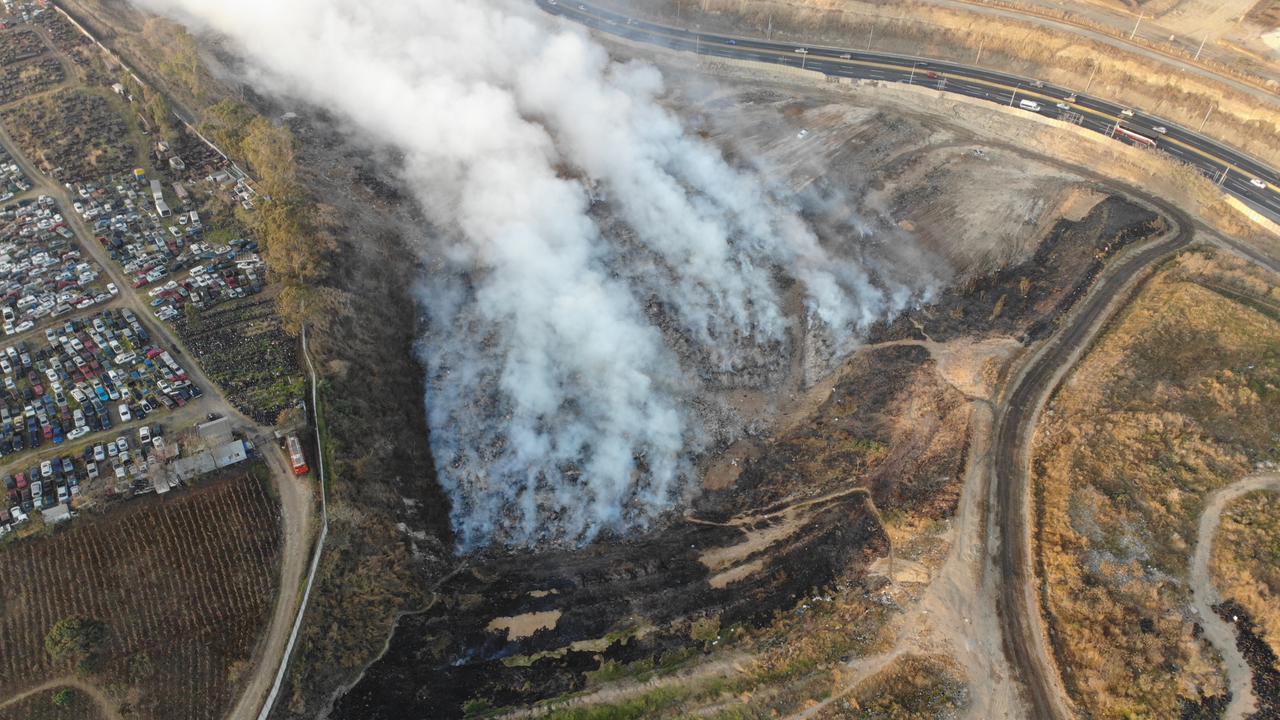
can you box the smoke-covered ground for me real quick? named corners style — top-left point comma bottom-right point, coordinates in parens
top-left (138, 0), bottom-right (946, 550)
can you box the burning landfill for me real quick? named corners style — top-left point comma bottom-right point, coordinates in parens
top-left (140, 0), bottom-right (943, 549)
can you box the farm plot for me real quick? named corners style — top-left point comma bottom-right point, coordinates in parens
top-left (175, 297), bottom-right (301, 425)
top-left (0, 89), bottom-right (131, 183)
top-left (0, 686), bottom-right (109, 720)
top-left (0, 471), bottom-right (281, 720)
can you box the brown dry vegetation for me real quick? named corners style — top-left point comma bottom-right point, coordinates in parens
top-left (814, 653), bottom-right (970, 720)
top-left (0, 471), bottom-right (282, 720)
top-left (1213, 490), bottom-right (1280, 668)
top-left (1032, 248), bottom-right (1280, 718)
top-left (1247, 0), bottom-right (1280, 28)
top-left (603, 0), bottom-right (1280, 167)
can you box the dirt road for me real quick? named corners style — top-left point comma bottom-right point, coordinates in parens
top-left (0, 677), bottom-right (123, 720)
top-left (228, 434), bottom-right (315, 720)
top-left (1189, 472), bottom-right (1280, 720)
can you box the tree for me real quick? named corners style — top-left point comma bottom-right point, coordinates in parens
top-left (241, 118), bottom-right (299, 201)
top-left (51, 688), bottom-right (75, 707)
top-left (143, 86), bottom-right (175, 141)
top-left (45, 616), bottom-right (108, 670)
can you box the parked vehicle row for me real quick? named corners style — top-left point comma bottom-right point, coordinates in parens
top-left (0, 194), bottom-right (112, 338)
top-left (0, 145), bottom-right (32, 203)
top-left (1, 423), bottom-right (165, 531)
top-left (0, 308), bottom-right (201, 460)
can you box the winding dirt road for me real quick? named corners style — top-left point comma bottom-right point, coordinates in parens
top-left (1189, 472), bottom-right (1280, 720)
top-left (991, 202), bottom-right (1192, 720)
top-left (0, 677), bottom-right (123, 719)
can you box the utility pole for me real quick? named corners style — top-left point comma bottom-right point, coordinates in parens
top-left (909, 62), bottom-right (918, 84)
top-left (867, 25), bottom-right (874, 50)
top-left (975, 37), bottom-right (985, 64)
top-left (1085, 61), bottom-right (1099, 92)
top-left (767, 12), bottom-right (772, 39)
top-left (1009, 83), bottom-right (1021, 107)
top-left (1129, 12), bottom-right (1143, 40)
top-left (1195, 35), bottom-right (1207, 61)
top-left (1200, 104), bottom-right (1215, 131)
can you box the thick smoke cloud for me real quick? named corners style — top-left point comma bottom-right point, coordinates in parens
top-left (141, 0), bottom-right (936, 549)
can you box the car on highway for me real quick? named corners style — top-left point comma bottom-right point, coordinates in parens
top-left (1152, 126), bottom-right (1167, 134)
top-left (1251, 177), bottom-right (1269, 189)
top-left (1120, 108), bottom-right (1135, 118)
top-left (1055, 102), bottom-right (1070, 110)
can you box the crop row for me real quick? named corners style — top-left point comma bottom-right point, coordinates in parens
top-left (0, 474), bottom-right (280, 719)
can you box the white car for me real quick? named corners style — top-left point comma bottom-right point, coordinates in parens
top-left (1152, 126), bottom-right (1167, 134)
top-left (1120, 108), bottom-right (1135, 118)
top-left (139, 426), bottom-right (151, 444)
top-left (118, 403), bottom-right (132, 422)
top-left (1250, 177), bottom-right (1268, 190)
top-left (106, 283), bottom-right (118, 295)
top-left (94, 444), bottom-right (106, 462)
top-left (68, 426), bottom-right (89, 440)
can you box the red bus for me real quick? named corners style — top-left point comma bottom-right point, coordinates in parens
top-left (1113, 125), bottom-right (1157, 150)
top-left (286, 435), bottom-right (309, 476)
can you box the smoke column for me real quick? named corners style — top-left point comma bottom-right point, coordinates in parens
top-left (140, 0), bottom-right (934, 549)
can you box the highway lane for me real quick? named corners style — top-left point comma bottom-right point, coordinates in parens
top-left (540, 0), bottom-right (1280, 224)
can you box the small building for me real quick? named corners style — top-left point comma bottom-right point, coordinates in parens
top-left (197, 416), bottom-right (233, 446)
top-left (42, 504), bottom-right (71, 523)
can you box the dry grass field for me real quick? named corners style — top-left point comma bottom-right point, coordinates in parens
top-left (0, 470), bottom-right (282, 720)
top-left (1032, 248), bottom-right (1280, 718)
top-left (814, 654), bottom-right (970, 720)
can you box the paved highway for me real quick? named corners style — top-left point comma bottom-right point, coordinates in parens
top-left (538, 0), bottom-right (1280, 223)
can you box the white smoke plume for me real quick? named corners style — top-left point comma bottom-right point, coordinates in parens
top-left (140, 0), bottom-right (937, 550)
